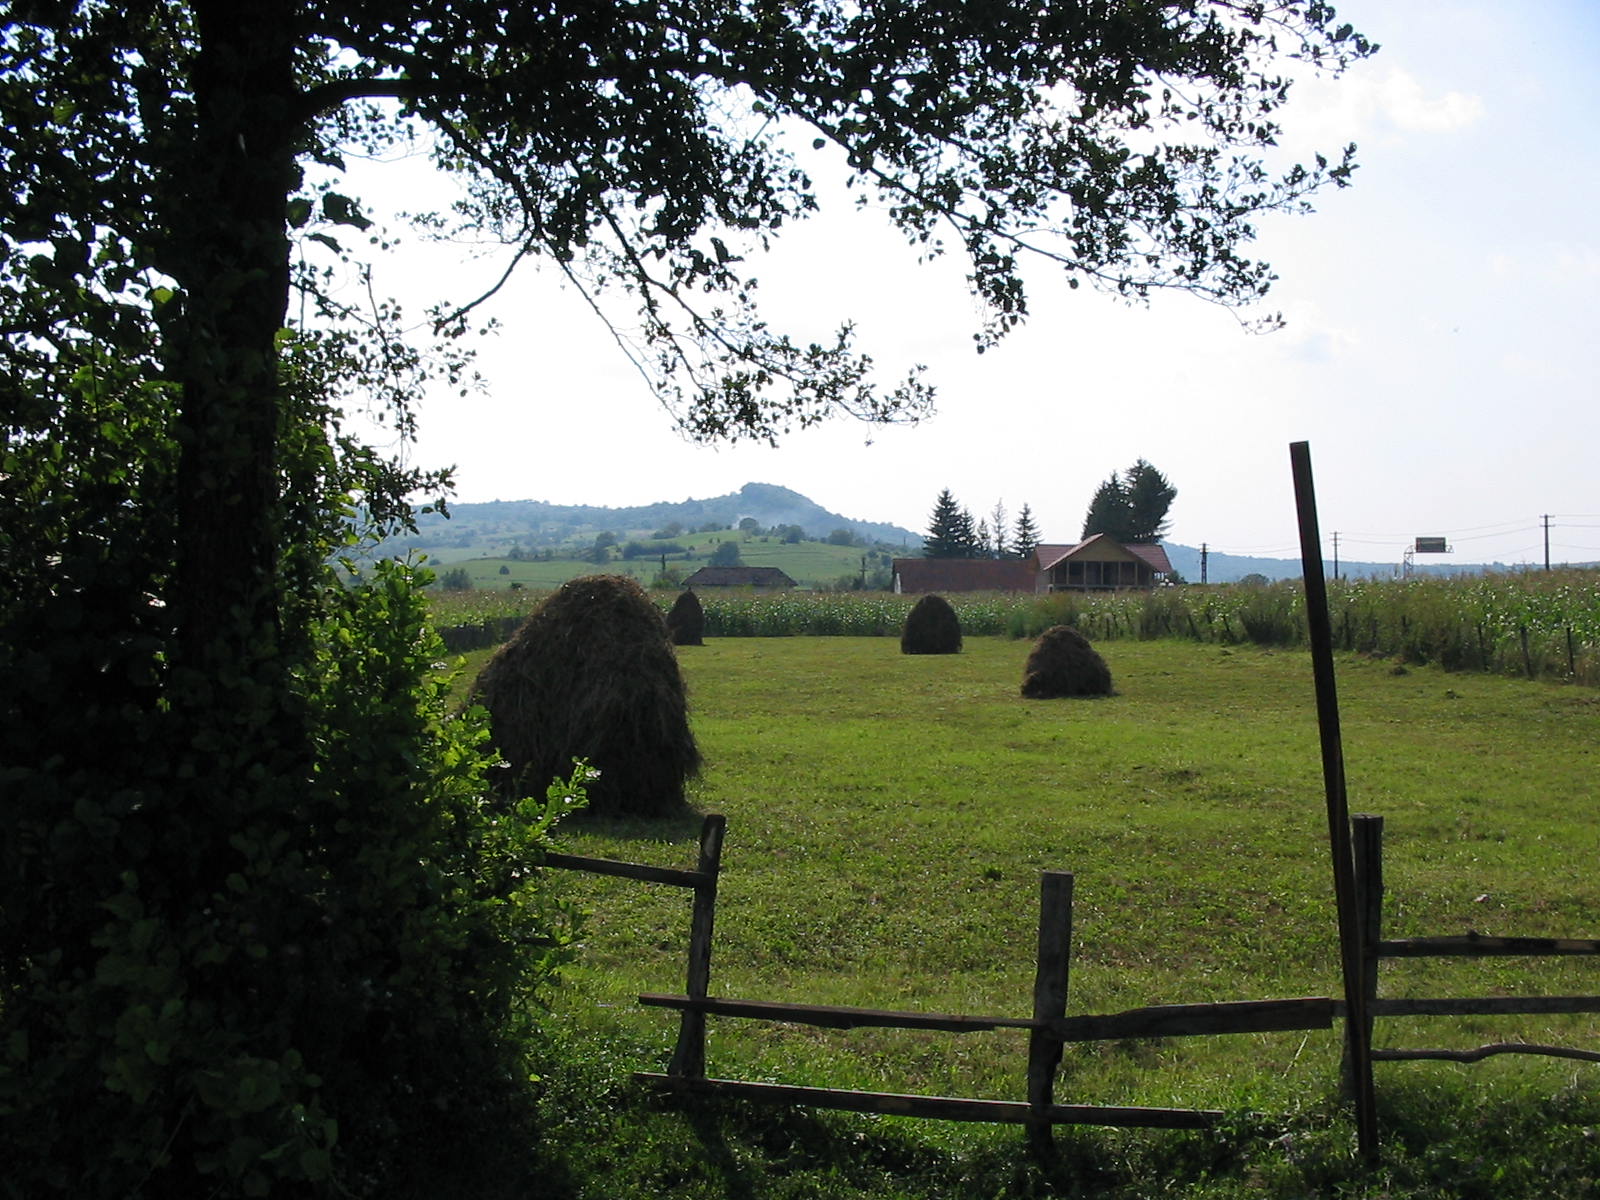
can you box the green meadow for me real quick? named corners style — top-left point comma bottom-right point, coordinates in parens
top-left (449, 635), bottom-right (1600, 1198)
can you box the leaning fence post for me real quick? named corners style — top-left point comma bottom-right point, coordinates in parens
top-left (1290, 441), bottom-right (1378, 1164)
top-left (1027, 870), bottom-right (1074, 1156)
top-left (668, 814), bottom-right (726, 1079)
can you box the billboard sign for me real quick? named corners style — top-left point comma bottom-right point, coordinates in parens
top-left (1414, 537), bottom-right (1448, 554)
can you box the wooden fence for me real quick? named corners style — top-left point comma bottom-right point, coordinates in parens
top-left (1349, 812), bottom-right (1600, 1092)
top-left (541, 809), bottom-right (1598, 1162)
top-left (541, 817), bottom-right (1335, 1150)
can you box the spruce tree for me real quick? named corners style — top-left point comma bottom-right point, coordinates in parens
top-left (923, 489), bottom-right (968, 558)
top-left (990, 500), bottom-right (1009, 558)
top-left (1080, 461), bottom-right (1177, 543)
top-left (1081, 474), bottom-right (1133, 541)
top-left (1125, 459), bottom-right (1179, 543)
top-left (1012, 504), bottom-right (1042, 559)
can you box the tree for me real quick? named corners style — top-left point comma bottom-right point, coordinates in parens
top-left (1081, 473), bottom-right (1134, 541)
top-left (1080, 460), bottom-right (1177, 543)
top-left (710, 539), bottom-right (742, 567)
top-left (990, 500), bottom-right (1009, 559)
top-left (1125, 459), bottom-right (1179, 543)
top-left (923, 488), bottom-right (969, 558)
top-left (1012, 503), bottom-right (1042, 559)
top-left (3, 2), bottom-right (1370, 1191)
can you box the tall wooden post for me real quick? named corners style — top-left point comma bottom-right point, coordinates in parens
top-left (668, 814), bottom-right (726, 1079)
top-left (1027, 870), bottom-right (1074, 1156)
top-left (1289, 441), bottom-right (1378, 1163)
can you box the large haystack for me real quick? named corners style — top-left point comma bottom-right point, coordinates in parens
top-left (472, 574), bottom-right (700, 817)
top-left (900, 593), bottom-right (962, 655)
top-left (666, 589), bottom-right (705, 646)
top-left (1020, 625), bottom-right (1113, 698)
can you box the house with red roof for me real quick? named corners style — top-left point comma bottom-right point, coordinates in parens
top-left (893, 535), bottom-right (1173, 594)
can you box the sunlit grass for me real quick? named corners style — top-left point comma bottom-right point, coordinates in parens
top-left (462, 636), bottom-right (1600, 1140)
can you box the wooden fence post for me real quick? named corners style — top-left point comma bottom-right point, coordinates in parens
top-left (1348, 815), bottom-right (1384, 1107)
top-left (1290, 441), bottom-right (1378, 1165)
top-left (668, 814), bottom-right (726, 1079)
top-left (1027, 870), bottom-right (1074, 1156)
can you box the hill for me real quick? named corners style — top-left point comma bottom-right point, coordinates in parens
top-left (384, 482), bottom-right (922, 562)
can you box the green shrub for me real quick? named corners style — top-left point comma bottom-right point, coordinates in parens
top-left (0, 555), bottom-right (585, 1198)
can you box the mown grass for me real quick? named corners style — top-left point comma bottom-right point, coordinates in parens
top-left (449, 637), bottom-right (1600, 1197)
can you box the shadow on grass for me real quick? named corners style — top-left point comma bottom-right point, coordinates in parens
top-left (536, 1071), bottom-right (1600, 1199)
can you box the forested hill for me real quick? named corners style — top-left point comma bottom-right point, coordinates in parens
top-left (386, 482), bottom-right (923, 558)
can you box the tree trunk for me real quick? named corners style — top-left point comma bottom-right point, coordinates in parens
top-left (168, 0), bottom-right (299, 687)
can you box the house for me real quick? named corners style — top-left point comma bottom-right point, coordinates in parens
top-left (1035, 535), bottom-right (1172, 591)
top-left (893, 535), bottom-right (1172, 594)
top-left (682, 565), bottom-right (797, 589)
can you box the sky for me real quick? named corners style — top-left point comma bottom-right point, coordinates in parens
top-left (350, 1), bottom-right (1599, 569)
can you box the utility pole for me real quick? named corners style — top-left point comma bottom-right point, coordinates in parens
top-left (1332, 531), bottom-right (1340, 581)
top-left (1543, 514), bottom-right (1551, 571)
top-left (1200, 542), bottom-right (1208, 585)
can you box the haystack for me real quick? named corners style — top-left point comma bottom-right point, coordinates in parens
top-left (472, 574), bottom-right (700, 818)
top-left (666, 589), bottom-right (704, 646)
top-left (900, 593), bottom-right (962, 655)
top-left (1020, 625), bottom-right (1112, 698)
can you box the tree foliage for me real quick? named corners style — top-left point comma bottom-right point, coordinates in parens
top-left (1081, 459), bottom-right (1178, 543)
top-left (2, 0), bottom-right (1368, 1192)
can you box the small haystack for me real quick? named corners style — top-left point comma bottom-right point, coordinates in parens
top-left (901, 593), bottom-right (962, 655)
top-left (1020, 625), bottom-right (1112, 698)
top-left (472, 574), bottom-right (700, 817)
top-left (666, 589), bottom-right (705, 646)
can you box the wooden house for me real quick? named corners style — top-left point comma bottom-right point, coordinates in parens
top-left (1035, 535), bottom-right (1173, 592)
top-left (893, 535), bottom-right (1172, 594)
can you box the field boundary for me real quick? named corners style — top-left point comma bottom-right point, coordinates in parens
top-left (542, 810), bottom-right (1599, 1161)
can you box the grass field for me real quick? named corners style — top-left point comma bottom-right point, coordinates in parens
top-left (451, 636), bottom-right (1600, 1198)
top-left (426, 535), bottom-right (888, 591)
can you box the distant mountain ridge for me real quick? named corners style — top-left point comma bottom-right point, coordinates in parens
top-left (391, 483), bottom-right (1526, 582)
top-left (394, 482), bottom-right (923, 557)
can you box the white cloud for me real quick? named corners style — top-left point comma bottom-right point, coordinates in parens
top-left (1288, 66), bottom-right (1484, 144)
top-left (1372, 68), bottom-right (1484, 132)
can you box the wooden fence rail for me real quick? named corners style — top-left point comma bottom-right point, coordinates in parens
top-left (1349, 812), bottom-right (1600, 1089)
top-left (630, 867), bottom-right (1336, 1145)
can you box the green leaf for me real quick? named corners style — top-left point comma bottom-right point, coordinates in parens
top-left (321, 192), bottom-right (372, 231)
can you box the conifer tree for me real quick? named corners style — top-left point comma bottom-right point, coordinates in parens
top-left (1012, 504), bottom-right (1042, 559)
top-left (1081, 473), bottom-right (1133, 541)
top-left (923, 489), bottom-right (969, 558)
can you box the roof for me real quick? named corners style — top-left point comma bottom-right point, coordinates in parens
top-left (1036, 534), bottom-right (1173, 575)
top-left (892, 557), bottom-right (1038, 593)
top-left (682, 566), bottom-right (796, 588)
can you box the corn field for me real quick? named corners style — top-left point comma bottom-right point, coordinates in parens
top-left (427, 569), bottom-right (1600, 686)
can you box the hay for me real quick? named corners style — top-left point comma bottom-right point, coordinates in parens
top-left (472, 574), bottom-right (701, 818)
top-left (1020, 625), bottom-right (1112, 698)
top-left (666, 589), bottom-right (705, 646)
top-left (901, 593), bottom-right (962, 655)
